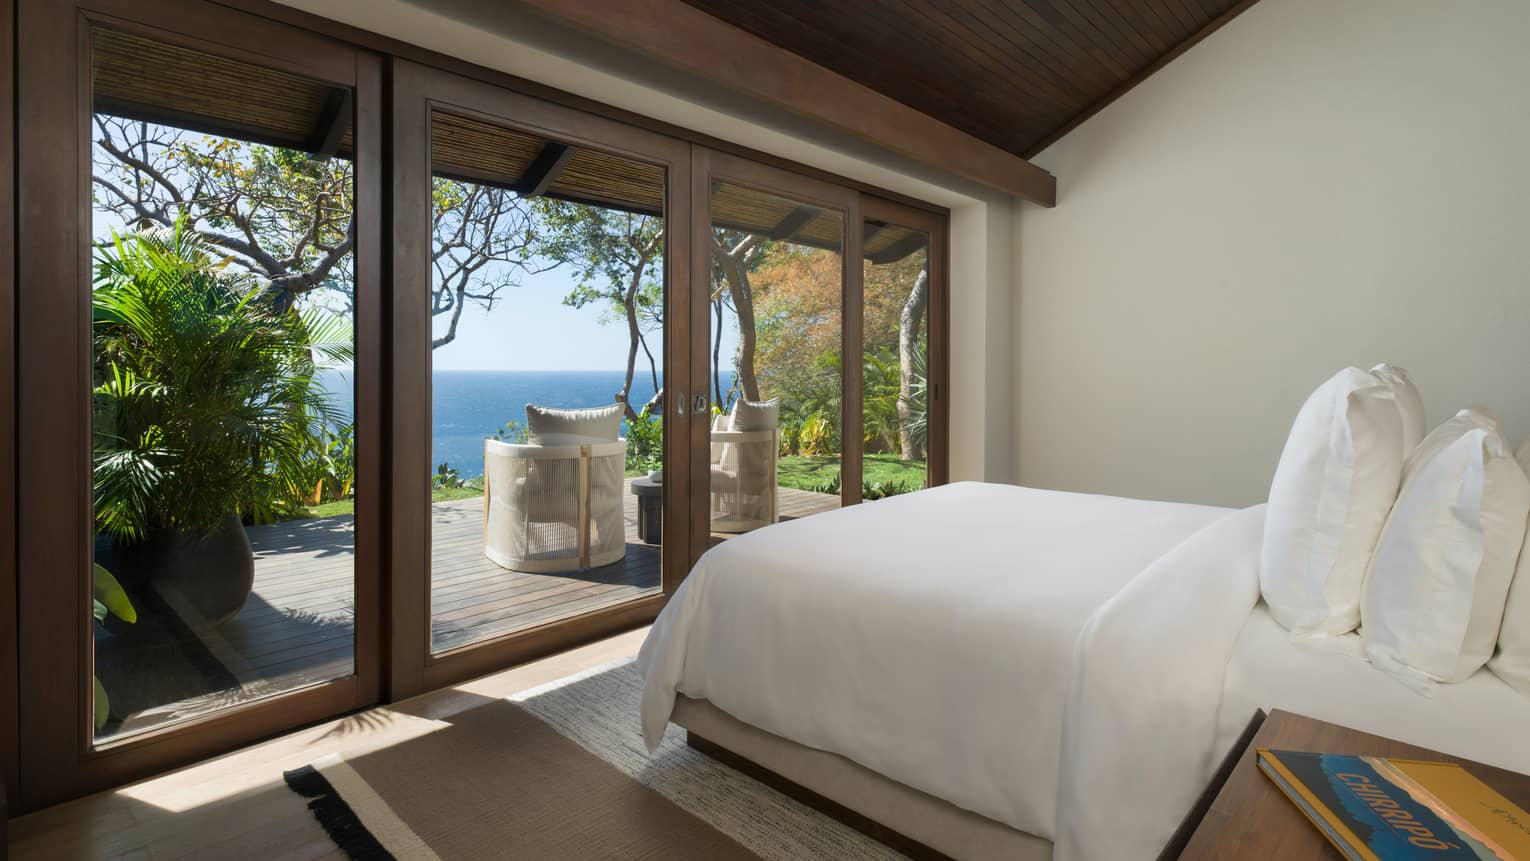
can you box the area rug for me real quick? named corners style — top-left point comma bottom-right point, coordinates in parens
top-left (287, 659), bottom-right (904, 860)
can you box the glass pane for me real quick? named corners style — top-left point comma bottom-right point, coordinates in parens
top-left (708, 180), bottom-right (843, 535)
top-left (89, 28), bottom-right (358, 740)
top-left (862, 222), bottom-right (931, 498)
top-left (428, 111), bottom-right (665, 653)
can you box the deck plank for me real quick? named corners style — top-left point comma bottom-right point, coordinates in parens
top-left (96, 479), bottom-right (837, 737)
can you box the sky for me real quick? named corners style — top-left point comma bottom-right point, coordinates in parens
top-left (431, 261), bottom-right (741, 374)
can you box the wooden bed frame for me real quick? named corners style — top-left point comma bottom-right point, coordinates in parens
top-left (672, 695), bottom-right (1053, 861)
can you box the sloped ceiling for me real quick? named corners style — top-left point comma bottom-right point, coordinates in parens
top-left (681, 0), bottom-right (1258, 158)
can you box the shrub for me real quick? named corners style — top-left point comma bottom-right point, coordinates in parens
top-left (91, 220), bottom-right (352, 541)
top-left (798, 413), bottom-right (836, 456)
top-left (625, 407), bottom-right (663, 474)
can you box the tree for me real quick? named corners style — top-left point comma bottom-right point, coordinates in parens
top-left (93, 116), bottom-right (354, 311)
top-left (750, 244), bottom-right (842, 418)
top-left (896, 262), bottom-right (930, 460)
top-left (713, 230), bottom-right (767, 402)
top-left (92, 116), bottom-right (541, 347)
top-left (533, 199), bottom-right (664, 420)
top-left (430, 179), bottom-right (547, 349)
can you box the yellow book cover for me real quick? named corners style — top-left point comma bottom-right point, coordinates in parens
top-left (1258, 749), bottom-right (1530, 860)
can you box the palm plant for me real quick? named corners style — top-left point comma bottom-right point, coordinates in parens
top-left (901, 342), bottom-right (929, 458)
top-left (862, 347), bottom-right (903, 454)
top-left (92, 219), bottom-right (353, 543)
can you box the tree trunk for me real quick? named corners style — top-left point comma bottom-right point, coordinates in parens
top-left (716, 236), bottom-right (763, 402)
top-left (619, 264), bottom-right (647, 422)
top-left (712, 296), bottom-right (725, 407)
top-left (897, 263), bottom-right (930, 461)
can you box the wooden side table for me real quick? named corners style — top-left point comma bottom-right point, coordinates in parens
top-left (630, 476), bottom-right (662, 544)
top-left (1162, 709), bottom-right (1530, 859)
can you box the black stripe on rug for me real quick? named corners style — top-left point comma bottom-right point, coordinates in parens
top-left (284, 765), bottom-right (397, 861)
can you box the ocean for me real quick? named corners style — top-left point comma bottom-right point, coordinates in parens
top-left (321, 369), bottom-right (663, 477)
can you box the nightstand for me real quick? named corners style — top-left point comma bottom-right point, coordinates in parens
top-left (1160, 709), bottom-right (1530, 859)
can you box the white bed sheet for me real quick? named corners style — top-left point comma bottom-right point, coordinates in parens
top-left (1217, 604), bottom-right (1530, 776)
top-left (639, 481), bottom-right (1229, 838)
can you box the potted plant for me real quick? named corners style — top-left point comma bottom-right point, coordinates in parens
top-left (91, 220), bottom-right (352, 628)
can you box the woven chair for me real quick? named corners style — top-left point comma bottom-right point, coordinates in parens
top-left (710, 399), bottom-right (780, 534)
top-left (482, 404), bottom-right (628, 572)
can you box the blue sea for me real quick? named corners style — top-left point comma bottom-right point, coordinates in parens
top-left (321, 369), bottom-right (663, 478)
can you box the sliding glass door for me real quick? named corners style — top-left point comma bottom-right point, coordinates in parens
top-left (17, 0), bottom-right (383, 808)
top-left (10, 5), bottom-right (948, 810)
top-left (691, 158), bottom-right (950, 537)
top-left (860, 197), bottom-right (949, 495)
top-left (389, 63), bottom-right (693, 696)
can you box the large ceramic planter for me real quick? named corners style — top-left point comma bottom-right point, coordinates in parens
top-left (109, 513), bottom-right (255, 629)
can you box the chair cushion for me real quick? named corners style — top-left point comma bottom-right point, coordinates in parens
top-left (730, 398), bottom-right (780, 431)
top-left (525, 403), bottom-right (623, 446)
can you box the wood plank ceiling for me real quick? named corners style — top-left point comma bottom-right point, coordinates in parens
top-left (680, 0), bottom-right (1257, 159)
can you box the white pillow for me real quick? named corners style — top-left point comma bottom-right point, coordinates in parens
top-left (1260, 367), bottom-right (1407, 636)
top-left (1369, 363), bottom-right (1425, 453)
top-left (1362, 410), bottom-right (1530, 686)
top-left (1487, 436), bottom-right (1530, 697)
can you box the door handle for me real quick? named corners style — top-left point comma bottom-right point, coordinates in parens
top-left (693, 394), bottom-right (708, 415)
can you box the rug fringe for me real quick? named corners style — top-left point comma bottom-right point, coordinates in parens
top-left (284, 765), bottom-right (398, 861)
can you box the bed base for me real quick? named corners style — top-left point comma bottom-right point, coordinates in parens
top-left (673, 696), bottom-right (1052, 861)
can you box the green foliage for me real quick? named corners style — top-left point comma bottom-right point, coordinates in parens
top-left (91, 219), bottom-right (353, 542)
top-left (805, 474), bottom-right (921, 501)
top-left (93, 118), bottom-right (357, 310)
top-left (287, 421), bottom-right (355, 507)
top-left (92, 563), bottom-right (136, 626)
top-left (861, 342), bottom-right (928, 457)
top-left (778, 420), bottom-right (801, 457)
top-left (862, 347), bottom-right (903, 454)
top-left (433, 462), bottom-right (463, 491)
top-left (796, 413), bottom-right (837, 456)
top-left (534, 199), bottom-right (663, 330)
top-left (625, 407), bottom-right (664, 475)
top-left (92, 563), bottom-right (135, 732)
top-left (775, 453), bottom-right (926, 495)
top-left (903, 342), bottom-right (930, 456)
top-left (492, 420), bottom-right (528, 444)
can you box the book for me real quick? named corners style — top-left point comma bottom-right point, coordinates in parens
top-left (1257, 749), bottom-right (1530, 860)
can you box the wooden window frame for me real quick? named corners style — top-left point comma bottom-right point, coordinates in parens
top-left (859, 195), bottom-right (951, 490)
top-left (386, 60), bottom-right (695, 700)
top-left (6, 0), bottom-right (953, 810)
top-left (692, 149), bottom-right (863, 516)
top-left (14, 0), bottom-right (384, 810)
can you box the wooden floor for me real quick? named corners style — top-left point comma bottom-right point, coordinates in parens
top-left (98, 481), bottom-right (837, 738)
top-left (10, 628), bottom-right (655, 861)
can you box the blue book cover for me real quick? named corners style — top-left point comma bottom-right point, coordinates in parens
top-left (1259, 749), bottom-right (1529, 860)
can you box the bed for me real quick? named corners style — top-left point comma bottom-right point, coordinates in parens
top-left (637, 482), bottom-right (1530, 860)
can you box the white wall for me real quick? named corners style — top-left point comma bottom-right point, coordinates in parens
top-left (1016, 0), bottom-right (1530, 507)
top-left (279, 0), bottom-right (1018, 482)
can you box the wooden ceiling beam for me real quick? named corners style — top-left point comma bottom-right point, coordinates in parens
top-left (513, 141), bottom-right (575, 196)
top-left (766, 205), bottom-right (820, 241)
top-left (867, 232), bottom-right (928, 265)
top-left (505, 0), bottom-right (1058, 206)
top-left (309, 87), bottom-right (353, 160)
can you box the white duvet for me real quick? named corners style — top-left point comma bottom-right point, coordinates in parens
top-left (638, 482), bottom-right (1229, 840)
top-left (638, 482), bottom-right (1530, 861)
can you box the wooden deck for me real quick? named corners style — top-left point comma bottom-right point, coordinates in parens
top-left (97, 480), bottom-right (837, 737)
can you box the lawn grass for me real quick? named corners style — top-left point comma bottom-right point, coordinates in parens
top-left (300, 484), bottom-right (482, 519)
